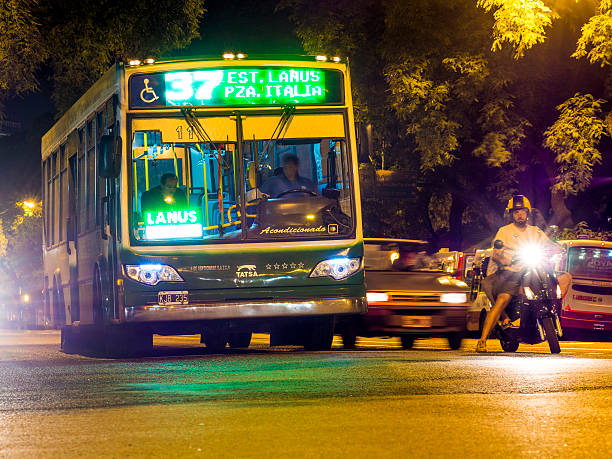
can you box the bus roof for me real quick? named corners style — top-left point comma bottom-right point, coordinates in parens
top-left (41, 64), bottom-right (120, 159)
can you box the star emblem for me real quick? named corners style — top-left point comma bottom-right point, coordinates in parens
top-left (282, 263), bottom-right (288, 269)
top-left (290, 263), bottom-right (296, 268)
top-left (266, 264), bottom-right (272, 270)
top-left (298, 262), bottom-right (304, 268)
top-left (274, 263), bottom-right (280, 270)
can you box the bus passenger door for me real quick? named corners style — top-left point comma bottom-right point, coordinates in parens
top-left (67, 153), bottom-right (80, 322)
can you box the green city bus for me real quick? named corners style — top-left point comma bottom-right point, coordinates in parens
top-left (41, 55), bottom-right (366, 356)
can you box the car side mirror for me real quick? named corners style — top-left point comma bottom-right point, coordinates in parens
top-left (493, 239), bottom-right (504, 250)
top-left (98, 134), bottom-right (121, 178)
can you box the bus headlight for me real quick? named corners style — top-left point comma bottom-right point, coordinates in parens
top-left (309, 257), bottom-right (362, 280)
top-left (124, 264), bottom-right (184, 285)
top-left (440, 293), bottom-right (467, 303)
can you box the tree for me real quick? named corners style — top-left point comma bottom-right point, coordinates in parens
top-left (0, 0), bottom-right (206, 117)
top-left (281, 0), bottom-right (612, 247)
top-left (0, 201), bottom-right (42, 309)
top-left (0, 0), bottom-right (48, 117)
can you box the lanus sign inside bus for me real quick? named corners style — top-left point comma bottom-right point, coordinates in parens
top-left (144, 209), bottom-right (203, 239)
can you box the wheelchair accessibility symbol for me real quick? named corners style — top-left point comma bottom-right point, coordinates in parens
top-left (140, 78), bottom-right (159, 104)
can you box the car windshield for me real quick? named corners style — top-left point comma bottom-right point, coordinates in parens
top-left (567, 246), bottom-right (612, 280)
top-left (130, 128), bottom-right (354, 243)
top-left (364, 241), bottom-right (439, 272)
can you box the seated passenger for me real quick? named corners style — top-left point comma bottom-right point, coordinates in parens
top-left (260, 154), bottom-right (317, 198)
top-left (141, 173), bottom-right (187, 213)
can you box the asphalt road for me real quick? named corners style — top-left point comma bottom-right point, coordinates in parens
top-left (2, 331), bottom-right (612, 458)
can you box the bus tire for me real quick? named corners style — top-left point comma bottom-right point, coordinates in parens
top-left (303, 317), bottom-right (334, 351)
top-left (228, 332), bottom-right (252, 349)
top-left (93, 266), bottom-right (104, 325)
top-left (341, 328), bottom-right (357, 349)
top-left (203, 332), bottom-right (228, 352)
top-left (102, 327), bottom-right (153, 358)
top-left (60, 325), bottom-right (80, 354)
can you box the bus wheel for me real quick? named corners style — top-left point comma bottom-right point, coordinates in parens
top-left (202, 332), bottom-right (228, 352)
top-left (61, 325), bottom-right (81, 354)
top-left (93, 266), bottom-right (104, 325)
top-left (303, 317), bottom-right (334, 351)
top-left (341, 328), bottom-right (357, 349)
top-left (101, 327), bottom-right (153, 358)
top-left (228, 332), bottom-right (252, 349)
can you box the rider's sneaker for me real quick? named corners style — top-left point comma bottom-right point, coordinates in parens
top-left (509, 318), bottom-right (520, 328)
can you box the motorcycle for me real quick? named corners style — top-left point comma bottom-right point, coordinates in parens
top-left (488, 239), bottom-right (564, 354)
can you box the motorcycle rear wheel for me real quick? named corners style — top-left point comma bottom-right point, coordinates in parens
top-left (542, 317), bottom-right (561, 354)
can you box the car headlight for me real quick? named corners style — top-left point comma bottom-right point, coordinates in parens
top-left (309, 257), bottom-right (362, 280)
top-left (367, 292), bottom-right (389, 303)
top-left (440, 293), bottom-right (467, 303)
top-left (124, 264), bottom-right (184, 286)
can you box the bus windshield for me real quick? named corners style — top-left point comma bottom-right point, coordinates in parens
top-left (131, 122), bottom-right (354, 243)
top-left (567, 246), bottom-right (612, 280)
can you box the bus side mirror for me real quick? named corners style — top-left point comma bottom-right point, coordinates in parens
top-left (99, 135), bottom-right (121, 178)
top-left (247, 161), bottom-right (257, 189)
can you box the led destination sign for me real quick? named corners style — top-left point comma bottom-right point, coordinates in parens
top-left (143, 209), bottom-right (203, 240)
top-left (129, 67), bottom-right (343, 108)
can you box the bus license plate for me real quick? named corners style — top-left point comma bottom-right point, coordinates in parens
top-left (158, 291), bottom-right (189, 306)
top-left (401, 316), bottom-right (432, 327)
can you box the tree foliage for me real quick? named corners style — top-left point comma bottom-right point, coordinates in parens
top-left (477, 0), bottom-right (557, 58)
top-left (0, 0), bottom-right (206, 116)
top-left (0, 0), bottom-right (48, 116)
top-left (544, 93), bottom-right (608, 195)
top-left (280, 0), bottom-right (611, 246)
top-left (573, 1), bottom-right (612, 66)
top-left (0, 201), bottom-right (42, 303)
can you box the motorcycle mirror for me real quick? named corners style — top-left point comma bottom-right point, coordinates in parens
top-left (493, 239), bottom-right (504, 250)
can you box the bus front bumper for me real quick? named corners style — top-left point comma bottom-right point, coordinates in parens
top-left (123, 297), bottom-right (367, 323)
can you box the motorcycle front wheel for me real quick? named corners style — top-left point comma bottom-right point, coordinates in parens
top-left (542, 317), bottom-right (561, 354)
top-left (500, 337), bottom-right (519, 352)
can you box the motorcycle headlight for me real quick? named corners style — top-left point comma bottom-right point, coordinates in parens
top-left (440, 293), bottom-right (467, 303)
top-left (124, 264), bottom-right (184, 286)
top-left (518, 244), bottom-right (545, 267)
top-left (310, 257), bottom-right (362, 280)
top-left (524, 286), bottom-right (535, 300)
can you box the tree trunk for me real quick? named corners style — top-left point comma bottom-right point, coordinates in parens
top-left (448, 195), bottom-right (466, 251)
top-left (549, 190), bottom-right (573, 229)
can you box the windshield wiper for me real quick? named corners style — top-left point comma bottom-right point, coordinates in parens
top-left (257, 105), bottom-right (296, 171)
top-left (181, 107), bottom-right (231, 170)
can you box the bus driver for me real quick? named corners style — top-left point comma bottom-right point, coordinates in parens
top-left (260, 154), bottom-right (318, 198)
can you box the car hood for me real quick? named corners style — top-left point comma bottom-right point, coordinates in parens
top-left (365, 271), bottom-right (469, 293)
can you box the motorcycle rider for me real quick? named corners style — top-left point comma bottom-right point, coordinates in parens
top-left (476, 195), bottom-right (553, 353)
